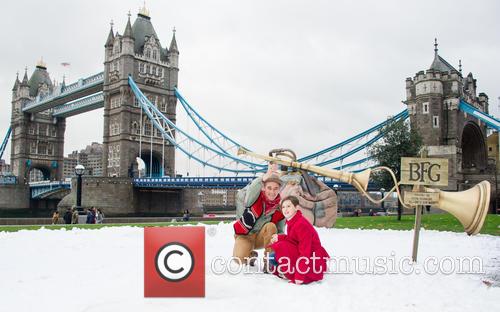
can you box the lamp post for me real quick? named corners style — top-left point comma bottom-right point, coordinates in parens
top-left (488, 158), bottom-right (498, 214)
top-left (380, 187), bottom-right (386, 214)
top-left (333, 184), bottom-right (341, 214)
top-left (75, 164), bottom-right (85, 211)
top-left (197, 191), bottom-right (204, 215)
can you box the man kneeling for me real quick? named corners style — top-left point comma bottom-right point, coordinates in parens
top-left (232, 166), bottom-right (285, 266)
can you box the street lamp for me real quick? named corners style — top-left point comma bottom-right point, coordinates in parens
top-left (380, 187), bottom-right (386, 213)
top-left (333, 184), bottom-right (340, 195)
top-left (75, 164), bottom-right (85, 211)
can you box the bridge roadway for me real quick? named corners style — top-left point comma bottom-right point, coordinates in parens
top-left (22, 72), bottom-right (104, 114)
top-left (27, 176), bottom-right (379, 200)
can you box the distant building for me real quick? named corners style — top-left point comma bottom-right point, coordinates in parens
top-left (63, 153), bottom-right (78, 179)
top-left (0, 159), bottom-right (12, 175)
top-left (62, 142), bottom-right (103, 179)
top-left (487, 132), bottom-right (499, 172)
top-left (202, 189), bottom-right (237, 207)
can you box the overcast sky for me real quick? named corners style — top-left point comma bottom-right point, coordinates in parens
top-left (1, 0), bottom-right (499, 175)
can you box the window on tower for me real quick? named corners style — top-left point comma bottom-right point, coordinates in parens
top-left (146, 49), bottom-right (151, 58)
top-left (144, 122), bottom-right (152, 136)
top-left (38, 142), bottom-right (47, 155)
top-left (433, 116), bottom-right (439, 128)
top-left (139, 63), bottom-right (144, 73)
top-left (153, 49), bottom-right (157, 60)
top-left (131, 121), bottom-right (140, 135)
top-left (422, 102), bottom-right (429, 114)
top-left (30, 141), bottom-right (36, 154)
top-left (38, 124), bottom-right (47, 136)
top-left (160, 101), bottom-right (167, 112)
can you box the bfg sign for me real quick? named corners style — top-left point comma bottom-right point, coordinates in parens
top-left (400, 157), bottom-right (448, 187)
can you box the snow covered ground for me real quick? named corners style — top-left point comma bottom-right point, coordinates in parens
top-left (0, 223), bottom-right (499, 312)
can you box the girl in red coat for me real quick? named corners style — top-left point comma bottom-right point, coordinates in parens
top-left (268, 195), bottom-right (330, 284)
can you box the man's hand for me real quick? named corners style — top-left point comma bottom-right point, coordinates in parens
top-left (263, 162), bottom-right (279, 181)
top-left (270, 234), bottom-right (278, 244)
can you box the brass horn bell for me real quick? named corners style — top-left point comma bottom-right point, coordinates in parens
top-left (425, 181), bottom-right (490, 235)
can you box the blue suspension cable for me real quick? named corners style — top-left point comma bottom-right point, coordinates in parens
top-left (0, 127), bottom-right (12, 160)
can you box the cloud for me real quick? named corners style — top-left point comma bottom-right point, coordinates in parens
top-left (1, 0), bottom-right (499, 175)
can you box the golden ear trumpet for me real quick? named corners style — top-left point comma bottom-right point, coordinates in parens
top-left (424, 181), bottom-right (490, 235)
top-left (237, 147), bottom-right (371, 193)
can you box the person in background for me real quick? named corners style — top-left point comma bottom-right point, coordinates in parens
top-left (51, 210), bottom-right (60, 225)
top-left (183, 209), bottom-right (190, 222)
top-left (369, 209), bottom-right (375, 216)
top-left (63, 208), bottom-right (72, 224)
top-left (71, 207), bottom-right (79, 224)
top-left (96, 208), bottom-right (105, 224)
top-left (86, 207), bottom-right (96, 224)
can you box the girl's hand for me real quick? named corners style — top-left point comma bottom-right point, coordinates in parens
top-left (270, 234), bottom-right (278, 244)
top-left (295, 280), bottom-right (303, 285)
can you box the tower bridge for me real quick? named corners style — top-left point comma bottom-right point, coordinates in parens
top-left (0, 7), bottom-right (498, 216)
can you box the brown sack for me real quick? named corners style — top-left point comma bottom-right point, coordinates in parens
top-left (279, 171), bottom-right (337, 228)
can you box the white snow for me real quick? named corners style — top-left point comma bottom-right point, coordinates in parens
top-left (0, 223), bottom-right (499, 312)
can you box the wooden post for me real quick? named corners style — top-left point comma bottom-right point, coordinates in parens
top-left (411, 149), bottom-right (427, 262)
top-left (411, 184), bottom-right (423, 262)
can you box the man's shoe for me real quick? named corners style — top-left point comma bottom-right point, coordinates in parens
top-left (248, 250), bottom-right (258, 266)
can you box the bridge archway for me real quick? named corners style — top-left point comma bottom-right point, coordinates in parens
top-left (461, 121), bottom-right (487, 171)
top-left (140, 151), bottom-right (162, 177)
top-left (28, 167), bottom-right (51, 182)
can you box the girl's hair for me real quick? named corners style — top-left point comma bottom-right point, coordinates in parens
top-left (281, 195), bottom-right (299, 207)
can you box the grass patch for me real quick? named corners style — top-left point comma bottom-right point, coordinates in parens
top-left (334, 214), bottom-right (500, 236)
top-left (0, 221), bottom-right (231, 233)
top-left (0, 214), bottom-right (498, 236)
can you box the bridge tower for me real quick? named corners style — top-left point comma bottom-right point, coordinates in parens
top-left (9, 61), bottom-right (66, 183)
top-left (102, 6), bottom-right (178, 178)
top-left (404, 40), bottom-right (489, 190)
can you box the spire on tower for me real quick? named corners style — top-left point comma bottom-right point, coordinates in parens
top-left (459, 59), bottom-right (462, 74)
top-left (36, 57), bottom-right (47, 69)
top-left (12, 71), bottom-right (20, 91)
top-left (169, 27), bottom-right (178, 53)
top-left (139, 1), bottom-right (150, 17)
top-left (105, 20), bottom-right (115, 47)
top-left (124, 11), bottom-right (133, 38)
top-left (21, 67), bottom-right (29, 85)
top-left (434, 38), bottom-right (438, 55)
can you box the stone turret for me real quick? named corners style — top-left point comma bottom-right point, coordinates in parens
top-left (102, 6), bottom-right (178, 178)
top-left (404, 39), bottom-right (489, 190)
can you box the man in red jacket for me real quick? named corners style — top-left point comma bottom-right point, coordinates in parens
top-left (232, 164), bottom-right (285, 265)
top-left (269, 195), bottom-right (330, 284)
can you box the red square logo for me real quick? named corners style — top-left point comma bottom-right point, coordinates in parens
top-left (144, 226), bottom-right (205, 297)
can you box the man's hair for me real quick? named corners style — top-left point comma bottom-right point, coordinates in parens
top-left (281, 195), bottom-right (299, 207)
top-left (263, 174), bottom-right (282, 186)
